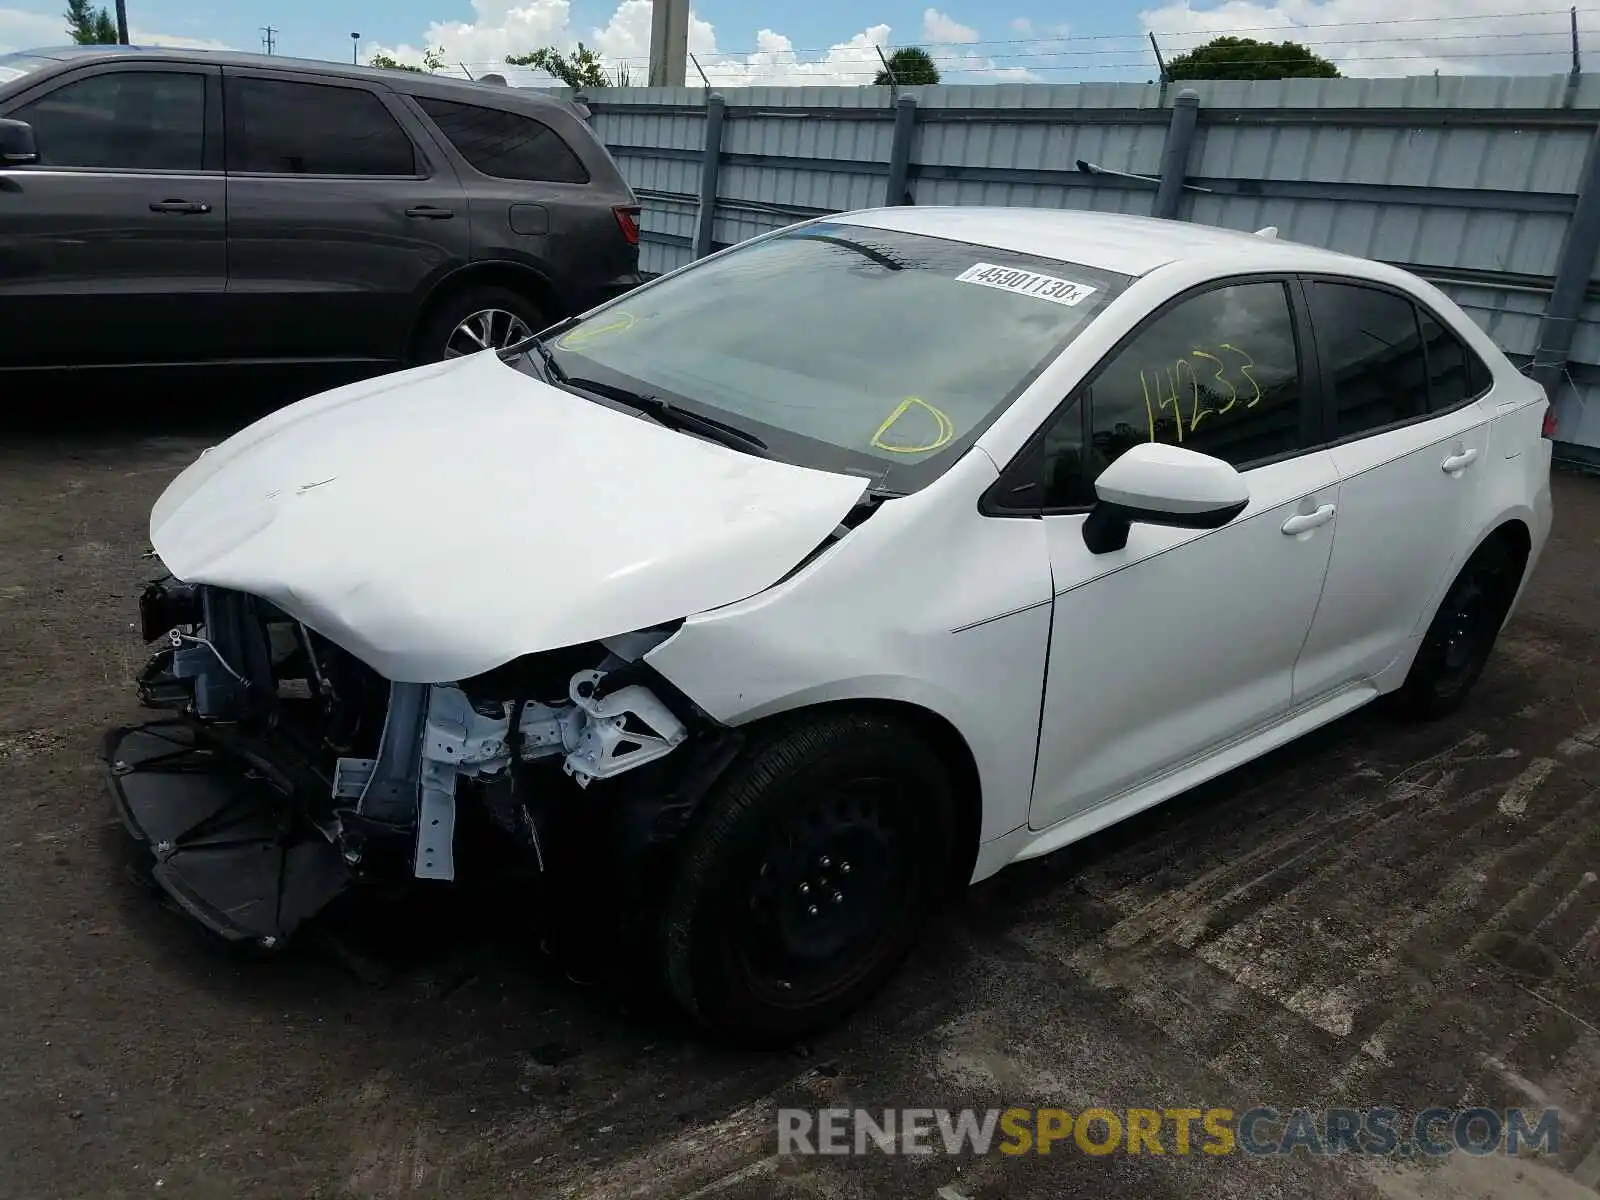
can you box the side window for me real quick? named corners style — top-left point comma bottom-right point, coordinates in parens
top-left (415, 96), bottom-right (588, 183)
top-left (1418, 308), bottom-right (1494, 410)
top-left (226, 77), bottom-right (415, 175)
top-left (1307, 282), bottom-right (1430, 439)
top-left (14, 71), bottom-right (204, 171)
top-left (1038, 280), bottom-right (1304, 508)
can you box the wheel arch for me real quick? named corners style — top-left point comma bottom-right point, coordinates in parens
top-left (1430, 514), bottom-right (1535, 634)
top-left (407, 259), bottom-right (566, 362)
top-left (731, 695), bottom-right (986, 896)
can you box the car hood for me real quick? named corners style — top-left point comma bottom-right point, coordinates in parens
top-left (150, 351), bottom-right (869, 683)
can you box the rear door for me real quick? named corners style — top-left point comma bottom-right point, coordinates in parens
top-left (1291, 278), bottom-right (1494, 698)
top-left (408, 95), bottom-right (638, 315)
top-left (221, 68), bottom-right (469, 365)
top-left (0, 60), bottom-right (225, 368)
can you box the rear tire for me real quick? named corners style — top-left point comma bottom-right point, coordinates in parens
top-left (1392, 541), bottom-right (1517, 720)
top-left (413, 285), bottom-right (548, 365)
top-left (656, 712), bottom-right (957, 1046)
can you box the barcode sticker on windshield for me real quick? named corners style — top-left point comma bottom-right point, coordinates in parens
top-left (954, 263), bottom-right (1097, 307)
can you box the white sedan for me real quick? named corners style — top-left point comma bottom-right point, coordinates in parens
top-left (110, 207), bottom-right (1553, 1043)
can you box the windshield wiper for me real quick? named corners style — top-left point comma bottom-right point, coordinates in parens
top-left (561, 376), bottom-right (771, 456)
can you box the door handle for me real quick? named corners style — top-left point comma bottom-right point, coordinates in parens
top-left (1442, 448), bottom-right (1479, 475)
top-left (148, 199), bottom-right (211, 214)
top-left (405, 205), bottom-right (454, 219)
top-left (1281, 504), bottom-right (1336, 536)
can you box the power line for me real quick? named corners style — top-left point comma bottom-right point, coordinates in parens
top-left (260, 24), bottom-right (276, 55)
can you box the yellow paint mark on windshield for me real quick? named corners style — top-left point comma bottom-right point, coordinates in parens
top-left (870, 397), bottom-right (956, 455)
top-left (557, 310), bottom-right (636, 350)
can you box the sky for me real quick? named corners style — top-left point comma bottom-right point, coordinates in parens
top-left (0, 0), bottom-right (1592, 85)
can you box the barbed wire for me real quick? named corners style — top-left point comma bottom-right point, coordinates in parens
top-left (403, 8), bottom-right (1595, 81)
top-left (426, 6), bottom-right (1600, 69)
top-left (446, 45), bottom-right (1590, 76)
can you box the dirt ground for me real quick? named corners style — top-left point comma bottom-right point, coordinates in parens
top-left (5, 399), bottom-right (1600, 1200)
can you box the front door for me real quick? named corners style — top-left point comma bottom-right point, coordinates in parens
top-left (1291, 279), bottom-right (1495, 698)
top-left (220, 69), bottom-right (469, 366)
top-left (0, 61), bottom-right (226, 368)
top-left (1018, 277), bottom-right (1341, 831)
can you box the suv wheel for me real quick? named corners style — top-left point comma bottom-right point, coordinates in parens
top-left (656, 712), bottom-right (957, 1046)
top-left (416, 285), bottom-right (548, 364)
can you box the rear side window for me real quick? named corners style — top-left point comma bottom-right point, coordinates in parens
top-left (1038, 280), bottom-right (1305, 507)
top-left (226, 77), bottom-right (415, 175)
top-left (1418, 308), bottom-right (1494, 409)
top-left (416, 97), bottom-right (588, 183)
top-left (14, 70), bottom-right (204, 170)
top-left (1308, 282), bottom-right (1430, 439)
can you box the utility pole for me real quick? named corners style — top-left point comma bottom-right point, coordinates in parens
top-left (350, 31), bottom-right (360, 64)
top-left (648, 0), bottom-right (688, 87)
top-left (260, 25), bottom-right (277, 54)
top-left (114, 0), bottom-right (128, 44)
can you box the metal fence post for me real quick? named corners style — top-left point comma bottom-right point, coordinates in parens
top-left (1153, 88), bottom-right (1201, 221)
top-left (693, 93), bottom-right (726, 260)
top-left (1532, 120), bottom-right (1600, 397)
top-left (885, 94), bottom-right (919, 207)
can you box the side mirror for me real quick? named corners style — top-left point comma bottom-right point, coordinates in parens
top-left (0, 118), bottom-right (38, 165)
top-left (1082, 442), bottom-right (1249, 554)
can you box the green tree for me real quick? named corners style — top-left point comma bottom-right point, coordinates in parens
top-left (64, 0), bottom-right (117, 44)
top-left (873, 46), bottom-right (940, 86)
top-left (370, 45), bottom-right (447, 73)
top-left (1165, 36), bottom-right (1339, 81)
top-left (506, 42), bottom-right (614, 88)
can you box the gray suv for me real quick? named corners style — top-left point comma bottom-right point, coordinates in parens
top-left (0, 46), bottom-right (642, 377)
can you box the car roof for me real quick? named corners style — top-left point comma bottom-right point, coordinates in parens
top-left (833, 206), bottom-right (1369, 279)
top-left (9, 44), bottom-right (575, 114)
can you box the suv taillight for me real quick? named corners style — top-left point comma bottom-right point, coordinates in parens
top-left (1542, 403), bottom-right (1558, 438)
top-left (613, 205), bottom-right (640, 247)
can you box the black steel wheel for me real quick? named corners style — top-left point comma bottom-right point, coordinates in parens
top-left (1394, 540), bottom-right (1517, 720)
top-left (657, 712), bottom-right (957, 1045)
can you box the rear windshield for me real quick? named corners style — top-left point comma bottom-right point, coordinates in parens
top-left (542, 221), bottom-right (1130, 493)
top-left (0, 55), bottom-right (53, 86)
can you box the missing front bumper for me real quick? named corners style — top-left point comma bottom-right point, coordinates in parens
top-left (103, 720), bottom-right (351, 943)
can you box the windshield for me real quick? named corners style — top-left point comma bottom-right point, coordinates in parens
top-left (537, 221), bottom-right (1129, 493)
top-left (0, 54), bottom-right (53, 86)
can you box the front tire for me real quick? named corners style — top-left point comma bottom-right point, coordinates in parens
top-left (1393, 541), bottom-right (1518, 720)
top-left (657, 712), bottom-right (957, 1045)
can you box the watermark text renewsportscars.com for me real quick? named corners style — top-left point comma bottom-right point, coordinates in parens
top-left (776, 1106), bottom-right (1561, 1158)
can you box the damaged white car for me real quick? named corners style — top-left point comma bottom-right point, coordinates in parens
top-left (108, 207), bottom-right (1553, 1042)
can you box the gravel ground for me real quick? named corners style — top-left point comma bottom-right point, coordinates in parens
top-left (3, 399), bottom-right (1600, 1199)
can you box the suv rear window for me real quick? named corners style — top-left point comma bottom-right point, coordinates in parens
top-left (226, 77), bottom-right (416, 176)
top-left (416, 96), bottom-right (588, 183)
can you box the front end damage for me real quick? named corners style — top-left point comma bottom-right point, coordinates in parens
top-left (106, 575), bottom-right (718, 947)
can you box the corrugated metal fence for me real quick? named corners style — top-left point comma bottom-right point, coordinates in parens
top-left (555, 76), bottom-right (1600, 458)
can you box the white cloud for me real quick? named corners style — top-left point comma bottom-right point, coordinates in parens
top-left (1009, 18), bottom-right (1034, 35)
top-left (368, 0), bottom-right (897, 85)
top-left (129, 30), bottom-right (233, 51)
top-left (1140, 0), bottom-right (1586, 76)
top-left (923, 8), bottom-right (978, 44)
top-left (0, 5), bottom-right (72, 52)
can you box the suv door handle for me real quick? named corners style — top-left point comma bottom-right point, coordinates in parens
top-left (405, 205), bottom-right (454, 219)
top-left (1442, 448), bottom-right (1479, 474)
top-left (149, 199), bottom-right (211, 215)
top-left (1281, 504), bottom-right (1336, 535)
